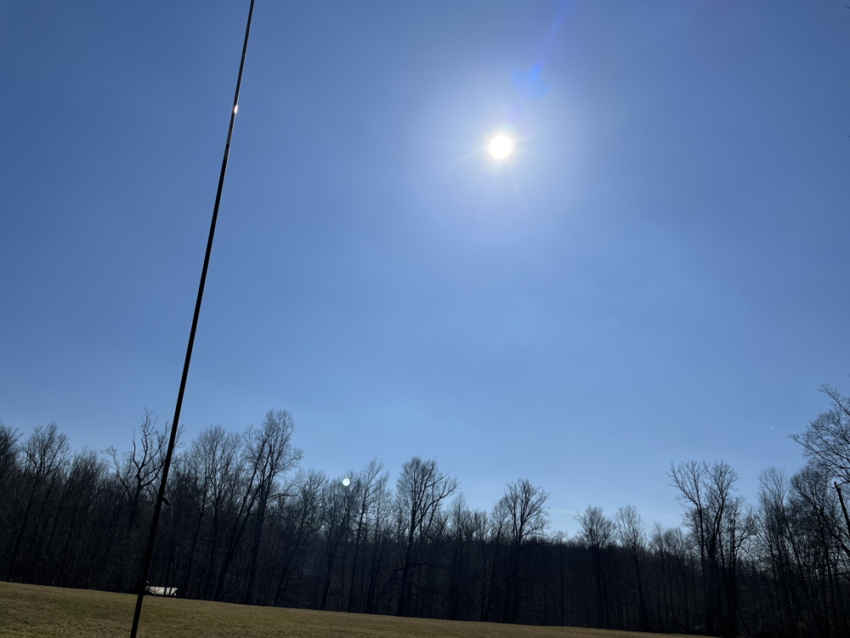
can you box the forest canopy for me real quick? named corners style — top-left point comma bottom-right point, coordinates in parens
top-left (2, 389), bottom-right (850, 638)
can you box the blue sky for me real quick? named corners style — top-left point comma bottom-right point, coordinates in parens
top-left (1, 1), bottom-right (849, 533)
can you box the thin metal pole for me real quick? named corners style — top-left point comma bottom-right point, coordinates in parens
top-left (129, 1), bottom-right (255, 635)
top-left (835, 482), bottom-right (850, 552)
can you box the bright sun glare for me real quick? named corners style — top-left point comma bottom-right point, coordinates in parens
top-left (488, 134), bottom-right (513, 160)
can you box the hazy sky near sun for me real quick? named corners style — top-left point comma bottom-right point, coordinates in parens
top-left (1, 1), bottom-right (849, 533)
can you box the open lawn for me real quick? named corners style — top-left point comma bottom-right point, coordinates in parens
top-left (0, 582), bottom-right (692, 638)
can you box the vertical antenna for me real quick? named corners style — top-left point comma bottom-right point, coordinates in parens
top-left (129, 1), bottom-right (255, 635)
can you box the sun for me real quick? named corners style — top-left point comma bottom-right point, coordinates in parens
top-left (488, 134), bottom-right (514, 160)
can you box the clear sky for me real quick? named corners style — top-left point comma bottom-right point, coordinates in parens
top-left (1, 1), bottom-right (849, 533)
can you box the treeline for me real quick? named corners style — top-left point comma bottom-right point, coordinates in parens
top-left (2, 386), bottom-right (850, 638)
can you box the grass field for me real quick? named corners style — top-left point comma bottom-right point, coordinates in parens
top-left (0, 582), bottom-right (692, 638)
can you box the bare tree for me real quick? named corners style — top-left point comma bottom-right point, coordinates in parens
top-left (347, 459), bottom-right (387, 612)
top-left (214, 410), bottom-right (301, 601)
top-left (670, 460), bottom-right (741, 637)
top-left (446, 495), bottom-right (472, 620)
top-left (576, 505), bottom-right (615, 628)
top-left (272, 469), bottom-right (325, 607)
top-left (6, 423), bottom-right (69, 579)
top-left (318, 475), bottom-right (355, 610)
top-left (792, 384), bottom-right (850, 481)
top-left (482, 504), bottom-right (508, 622)
top-left (788, 461), bottom-right (848, 635)
top-left (669, 461), bottom-right (713, 633)
top-left (363, 471), bottom-right (394, 615)
top-left (395, 456), bottom-right (458, 616)
top-left (53, 449), bottom-right (105, 587)
top-left (497, 479), bottom-right (549, 623)
top-left (243, 410), bottom-right (302, 604)
top-left (791, 384), bottom-right (850, 541)
top-left (180, 425), bottom-right (240, 597)
top-left (616, 504), bottom-right (650, 631)
top-left (105, 409), bottom-right (171, 530)
top-left (0, 421), bottom-right (19, 493)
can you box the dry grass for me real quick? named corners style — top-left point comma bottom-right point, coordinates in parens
top-left (0, 582), bottom-right (690, 638)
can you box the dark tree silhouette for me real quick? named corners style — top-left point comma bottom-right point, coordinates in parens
top-left (2, 393), bottom-right (850, 637)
